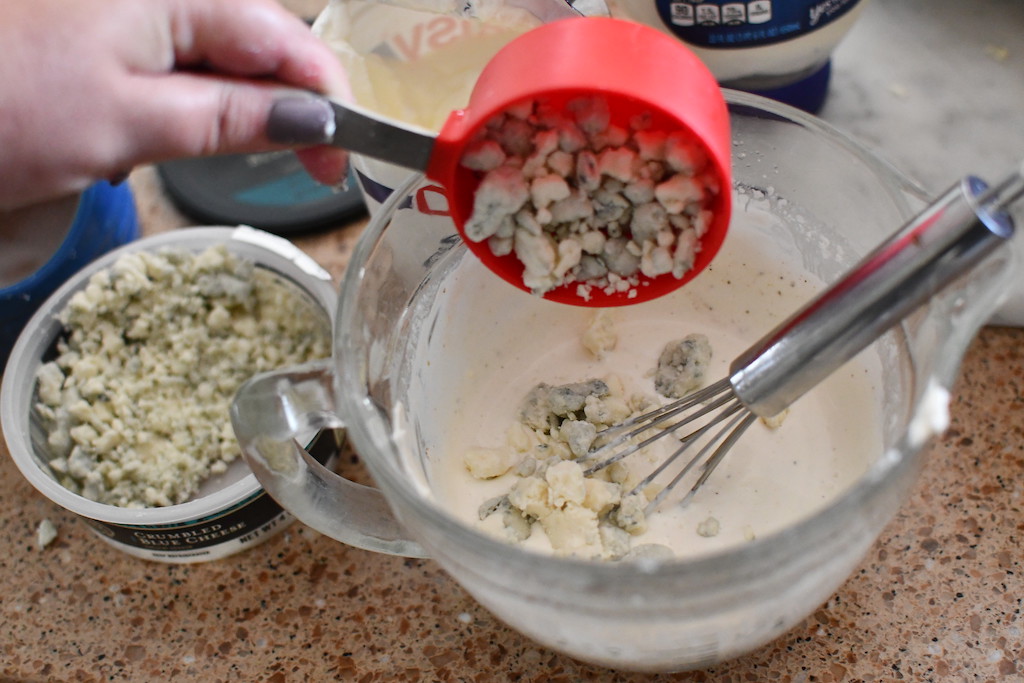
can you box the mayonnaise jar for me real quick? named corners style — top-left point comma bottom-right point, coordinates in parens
top-left (606, 0), bottom-right (867, 112)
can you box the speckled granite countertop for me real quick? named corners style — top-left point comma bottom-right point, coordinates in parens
top-left (2, 0), bottom-right (1023, 681)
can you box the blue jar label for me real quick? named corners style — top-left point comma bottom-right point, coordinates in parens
top-left (654, 0), bottom-right (862, 48)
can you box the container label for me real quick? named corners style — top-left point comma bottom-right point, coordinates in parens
top-left (82, 429), bottom-right (342, 557)
top-left (654, 0), bottom-right (862, 48)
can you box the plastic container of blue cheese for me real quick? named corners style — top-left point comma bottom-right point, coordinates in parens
top-left (1, 226), bottom-right (342, 563)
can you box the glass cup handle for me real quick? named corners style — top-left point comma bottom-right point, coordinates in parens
top-left (230, 359), bottom-right (427, 557)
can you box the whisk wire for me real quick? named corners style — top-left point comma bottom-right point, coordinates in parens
top-left (634, 399), bottom-right (751, 514)
top-left (579, 376), bottom-right (761, 513)
top-left (674, 411), bottom-right (757, 509)
top-left (583, 378), bottom-right (734, 476)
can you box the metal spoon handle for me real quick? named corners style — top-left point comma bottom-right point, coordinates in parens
top-left (327, 100), bottom-right (437, 171)
top-left (730, 171), bottom-right (1018, 418)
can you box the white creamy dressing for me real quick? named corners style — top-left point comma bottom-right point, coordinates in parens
top-left (404, 197), bottom-right (885, 560)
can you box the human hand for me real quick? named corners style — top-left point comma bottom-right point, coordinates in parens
top-left (0, 0), bottom-right (349, 211)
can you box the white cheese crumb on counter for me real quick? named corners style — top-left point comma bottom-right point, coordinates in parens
top-left (34, 245), bottom-right (331, 509)
top-left (37, 519), bottom-right (58, 549)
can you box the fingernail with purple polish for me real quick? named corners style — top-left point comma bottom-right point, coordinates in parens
top-left (267, 97), bottom-right (336, 145)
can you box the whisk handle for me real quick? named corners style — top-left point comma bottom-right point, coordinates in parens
top-left (730, 174), bottom-right (1016, 418)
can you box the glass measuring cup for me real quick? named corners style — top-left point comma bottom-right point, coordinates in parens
top-left (231, 92), bottom-right (1015, 671)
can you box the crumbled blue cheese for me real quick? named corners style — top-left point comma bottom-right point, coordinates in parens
top-left (611, 491), bottom-right (648, 535)
top-left (36, 519), bottom-right (58, 549)
top-left (464, 316), bottom-right (725, 560)
top-left (696, 516), bottom-right (721, 538)
top-left (460, 96), bottom-right (720, 299)
top-left (463, 445), bottom-right (518, 479)
top-left (760, 408), bottom-right (790, 430)
top-left (581, 310), bottom-right (617, 360)
top-left (467, 374), bottom-right (656, 560)
top-left (33, 245), bottom-right (331, 508)
top-left (654, 333), bottom-right (712, 399)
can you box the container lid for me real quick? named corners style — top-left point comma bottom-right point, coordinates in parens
top-left (157, 151), bottom-right (366, 235)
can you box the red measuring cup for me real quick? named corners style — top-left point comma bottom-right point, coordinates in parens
top-left (320, 17), bottom-right (732, 306)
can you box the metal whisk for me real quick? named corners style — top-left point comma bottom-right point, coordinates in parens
top-left (584, 165), bottom-right (1024, 513)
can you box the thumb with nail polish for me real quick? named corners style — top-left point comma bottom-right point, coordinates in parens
top-left (268, 97), bottom-right (350, 187)
top-left (267, 97), bottom-right (336, 145)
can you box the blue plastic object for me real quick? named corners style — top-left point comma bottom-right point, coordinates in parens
top-left (1, 181), bottom-right (139, 368)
